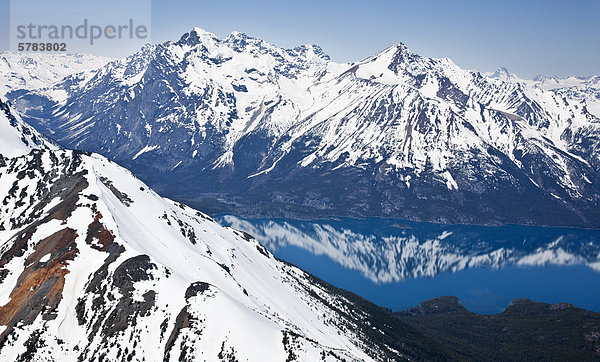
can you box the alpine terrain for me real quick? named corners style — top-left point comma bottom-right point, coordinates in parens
top-left (2, 36), bottom-right (600, 360)
top-left (7, 28), bottom-right (600, 227)
top-left (0, 98), bottom-right (459, 361)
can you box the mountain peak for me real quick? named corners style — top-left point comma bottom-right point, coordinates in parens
top-left (227, 30), bottom-right (247, 38)
top-left (532, 74), bottom-right (550, 82)
top-left (489, 66), bottom-right (519, 82)
top-left (375, 42), bottom-right (423, 75)
top-left (178, 27), bottom-right (219, 46)
top-left (394, 42), bottom-right (410, 52)
top-left (291, 43), bottom-right (330, 60)
top-left (190, 27), bottom-right (217, 38)
top-left (223, 30), bottom-right (256, 44)
top-left (378, 42), bottom-right (412, 57)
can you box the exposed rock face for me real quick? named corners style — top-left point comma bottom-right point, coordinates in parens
top-left (0, 228), bottom-right (79, 345)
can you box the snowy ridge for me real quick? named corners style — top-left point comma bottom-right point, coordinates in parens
top-left (0, 97), bottom-right (55, 158)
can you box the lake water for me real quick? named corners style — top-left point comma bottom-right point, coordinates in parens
top-left (216, 215), bottom-right (600, 314)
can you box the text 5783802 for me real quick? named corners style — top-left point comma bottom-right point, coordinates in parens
top-left (17, 43), bottom-right (67, 51)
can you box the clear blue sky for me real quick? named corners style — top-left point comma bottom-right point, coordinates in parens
top-left (1, 0), bottom-right (599, 78)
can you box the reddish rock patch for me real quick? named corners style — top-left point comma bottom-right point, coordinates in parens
top-left (0, 228), bottom-right (78, 345)
top-left (85, 212), bottom-right (115, 251)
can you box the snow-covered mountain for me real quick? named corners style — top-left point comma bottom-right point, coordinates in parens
top-left (8, 28), bottom-right (600, 227)
top-left (0, 98), bottom-right (454, 360)
top-left (219, 215), bottom-right (600, 284)
top-left (0, 52), bottom-right (111, 96)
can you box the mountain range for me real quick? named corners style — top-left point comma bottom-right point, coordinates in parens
top-left (6, 28), bottom-right (600, 227)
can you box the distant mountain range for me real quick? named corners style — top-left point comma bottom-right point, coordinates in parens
top-left (5, 28), bottom-right (600, 227)
top-left (0, 51), bottom-right (111, 96)
top-left (486, 67), bottom-right (600, 116)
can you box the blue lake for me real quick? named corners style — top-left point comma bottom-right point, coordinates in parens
top-left (217, 215), bottom-right (600, 314)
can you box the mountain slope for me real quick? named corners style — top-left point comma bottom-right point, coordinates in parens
top-left (0, 98), bottom-right (458, 360)
top-left (8, 29), bottom-right (600, 227)
top-left (0, 98), bottom-right (55, 158)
